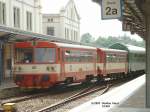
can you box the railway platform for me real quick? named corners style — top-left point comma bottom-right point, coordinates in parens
top-left (0, 78), bottom-right (17, 90)
top-left (70, 75), bottom-right (150, 112)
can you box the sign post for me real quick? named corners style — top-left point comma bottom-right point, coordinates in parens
top-left (101, 0), bottom-right (122, 19)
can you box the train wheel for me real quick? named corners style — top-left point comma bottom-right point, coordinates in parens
top-left (86, 75), bottom-right (94, 82)
top-left (97, 75), bottom-right (104, 83)
top-left (65, 77), bottom-right (73, 84)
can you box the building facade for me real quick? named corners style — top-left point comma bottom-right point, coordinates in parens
top-left (0, 0), bottom-right (42, 80)
top-left (0, 0), bottom-right (42, 33)
top-left (42, 0), bottom-right (80, 42)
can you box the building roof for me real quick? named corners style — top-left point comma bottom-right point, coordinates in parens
top-left (42, 0), bottom-right (80, 19)
top-left (92, 0), bottom-right (146, 39)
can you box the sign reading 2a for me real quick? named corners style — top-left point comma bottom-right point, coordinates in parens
top-left (106, 7), bottom-right (117, 15)
top-left (101, 0), bottom-right (122, 19)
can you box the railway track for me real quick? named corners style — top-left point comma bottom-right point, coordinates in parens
top-left (35, 75), bottom-right (141, 112)
top-left (36, 84), bottom-right (110, 112)
top-left (0, 83), bottom-right (99, 106)
top-left (1, 74), bottom-right (142, 112)
top-left (0, 83), bottom-right (108, 112)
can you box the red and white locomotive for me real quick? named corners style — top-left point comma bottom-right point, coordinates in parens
top-left (14, 41), bottom-right (128, 88)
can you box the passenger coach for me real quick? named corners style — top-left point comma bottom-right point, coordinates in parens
top-left (97, 48), bottom-right (128, 80)
top-left (14, 41), bottom-right (97, 88)
top-left (109, 43), bottom-right (145, 75)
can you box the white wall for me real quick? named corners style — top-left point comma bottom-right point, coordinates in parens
top-left (42, 0), bottom-right (80, 42)
top-left (43, 15), bottom-right (61, 38)
top-left (0, 0), bottom-right (42, 33)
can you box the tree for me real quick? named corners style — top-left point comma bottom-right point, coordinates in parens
top-left (94, 36), bottom-right (108, 47)
top-left (80, 33), bottom-right (145, 48)
top-left (80, 33), bottom-right (94, 44)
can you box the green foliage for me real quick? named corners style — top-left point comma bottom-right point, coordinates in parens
top-left (80, 33), bottom-right (95, 46)
top-left (80, 33), bottom-right (145, 48)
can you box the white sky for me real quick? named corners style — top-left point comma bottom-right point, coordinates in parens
top-left (41, 0), bottom-right (143, 41)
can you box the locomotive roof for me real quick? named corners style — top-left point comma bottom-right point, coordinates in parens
top-left (109, 43), bottom-right (145, 54)
top-left (126, 44), bottom-right (145, 53)
top-left (53, 42), bottom-right (127, 52)
top-left (98, 47), bottom-right (127, 53)
top-left (53, 42), bottom-right (97, 50)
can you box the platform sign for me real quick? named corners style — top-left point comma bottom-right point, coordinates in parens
top-left (101, 0), bottom-right (122, 19)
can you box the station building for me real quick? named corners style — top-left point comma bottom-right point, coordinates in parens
top-left (0, 0), bottom-right (42, 83)
top-left (0, 0), bottom-right (42, 33)
top-left (42, 0), bottom-right (80, 42)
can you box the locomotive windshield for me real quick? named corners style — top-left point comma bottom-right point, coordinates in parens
top-left (34, 48), bottom-right (56, 63)
top-left (15, 48), bottom-right (33, 63)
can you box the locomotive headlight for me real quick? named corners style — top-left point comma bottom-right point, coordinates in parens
top-left (46, 66), bottom-right (56, 72)
top-left (46, 66), bottom-right (50, 71)
top-left (51, 67), bottom-right (55, 72)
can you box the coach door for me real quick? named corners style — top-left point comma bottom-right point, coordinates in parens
top-left (103, 53), bottom-right (107, 76)
top-left (60, 49), bottom-right (65, 80)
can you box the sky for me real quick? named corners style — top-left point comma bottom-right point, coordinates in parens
top-left (41, 0), bottom-right (143, 41)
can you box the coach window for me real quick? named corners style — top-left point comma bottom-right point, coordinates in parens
top-left (106, 55), bottom-right (110, 62)
top-left (35, 48), bottom-right (56, 63)
top-left (119, 56), bottom-right (122, 62)
top-left (65, 50), bottom-right (71, 62)
top-left (15, 48), bottom-right (33, 63)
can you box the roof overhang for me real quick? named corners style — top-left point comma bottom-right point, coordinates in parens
top-left (0, 25), bottom-right (81, 44)
top-left (92, 0), bottom-right (146, 39)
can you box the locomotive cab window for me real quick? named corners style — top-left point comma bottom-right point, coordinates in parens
top-left (15, 48), bottom-right (33, 63)
top-left (35, 48), bottom-right (56, 63)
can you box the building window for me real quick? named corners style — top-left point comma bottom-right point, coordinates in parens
top-left (76, 32), bottom-right (78, 41)
top-left (13, 7), bottom-right (20, 28)
top-left (27, 11), bottom-right (32, 31)
top-left (67, 29), bottom-right (69, 40)
top-left (71, 8), bottom-right (74, 19)
top-left (71, 30), bottom-right (73, 40)
top-left (47, 27), bottom-right (55, 36)
top-left (65, 28), bottom-right (70, 40)
top-left (0, 2), bottom-right (6, 25)
top-left (48, 18), bottom-right (53, 22)
top-left (74, 31), bottom-right (76, 41)
top-left (65, 28), bottom-right (67, 39)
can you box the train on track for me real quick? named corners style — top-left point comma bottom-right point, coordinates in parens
top-left (13, 41), bottom-right (145, 88)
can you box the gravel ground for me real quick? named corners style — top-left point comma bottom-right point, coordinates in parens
top-left (0, 87), bottom-right (21, 99)
top-left (0, 83), bottom-right (93, 112)
top-left (0, 76), bottom-right (140, 112)
top-left (16, 89), bottom-right (84, 112)
top-left (51, 83), bottom-right (124, 112)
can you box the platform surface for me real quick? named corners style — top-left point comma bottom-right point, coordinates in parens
top-left (70, 75), bottom-right (150, 112)
top-left (108, 107), bottom-right (150, 112)
top-left (0, 78), bottom-right (17, 90)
